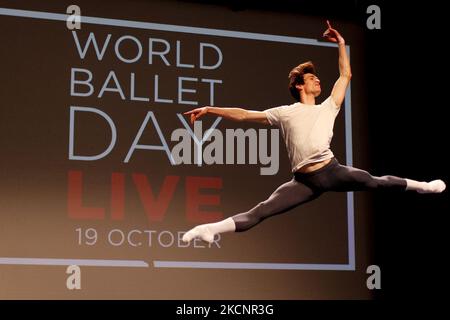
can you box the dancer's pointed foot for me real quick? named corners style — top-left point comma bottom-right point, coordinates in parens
top-left (418, 179), bottom-right (446, 194)
top-left (182, 225), bottom-right (215, 244)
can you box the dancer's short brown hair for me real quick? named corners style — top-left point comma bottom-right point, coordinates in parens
top-left (288, 61), bottom-right (316, 102)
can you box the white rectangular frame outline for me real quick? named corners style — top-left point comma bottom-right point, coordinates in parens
top-left (0, 7), bottom-right (355, 271)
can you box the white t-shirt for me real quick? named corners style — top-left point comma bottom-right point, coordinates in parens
top-left (264, 96), bottom-right (341, 172)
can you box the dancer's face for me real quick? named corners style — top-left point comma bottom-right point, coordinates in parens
top-left (297, 73), bottom-right (321, 97)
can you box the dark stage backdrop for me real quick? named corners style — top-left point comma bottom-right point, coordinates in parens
top-left (0, 0), bottom-right (376, 299)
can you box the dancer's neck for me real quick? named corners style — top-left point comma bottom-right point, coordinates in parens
top-left (300, 94), bottom-right (316, 106)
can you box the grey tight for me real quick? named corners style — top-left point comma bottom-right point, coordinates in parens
top-left (232, 157), bottom-right (407, 231)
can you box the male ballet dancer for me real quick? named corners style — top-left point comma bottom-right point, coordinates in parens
top-left (182, 21), bottom-right (446, 244)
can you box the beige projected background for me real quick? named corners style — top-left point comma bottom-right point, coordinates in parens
top-left (0, 0), bottom-right (374, 299)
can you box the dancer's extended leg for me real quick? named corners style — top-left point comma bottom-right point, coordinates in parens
top-left (182, 178), bottom-right (320, 243)
top-left (296, 159), bottom-right (446, 193)
top-left (334, 165), bottom-right (446, 193)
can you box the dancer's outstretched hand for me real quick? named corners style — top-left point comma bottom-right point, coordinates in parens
top-left (184, 107), bottom-right (209, 124)
top-left (322, 20), bottom-right (345, 44)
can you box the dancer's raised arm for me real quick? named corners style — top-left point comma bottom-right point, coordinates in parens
top-left (323, 20), bottom-right (352, 108)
